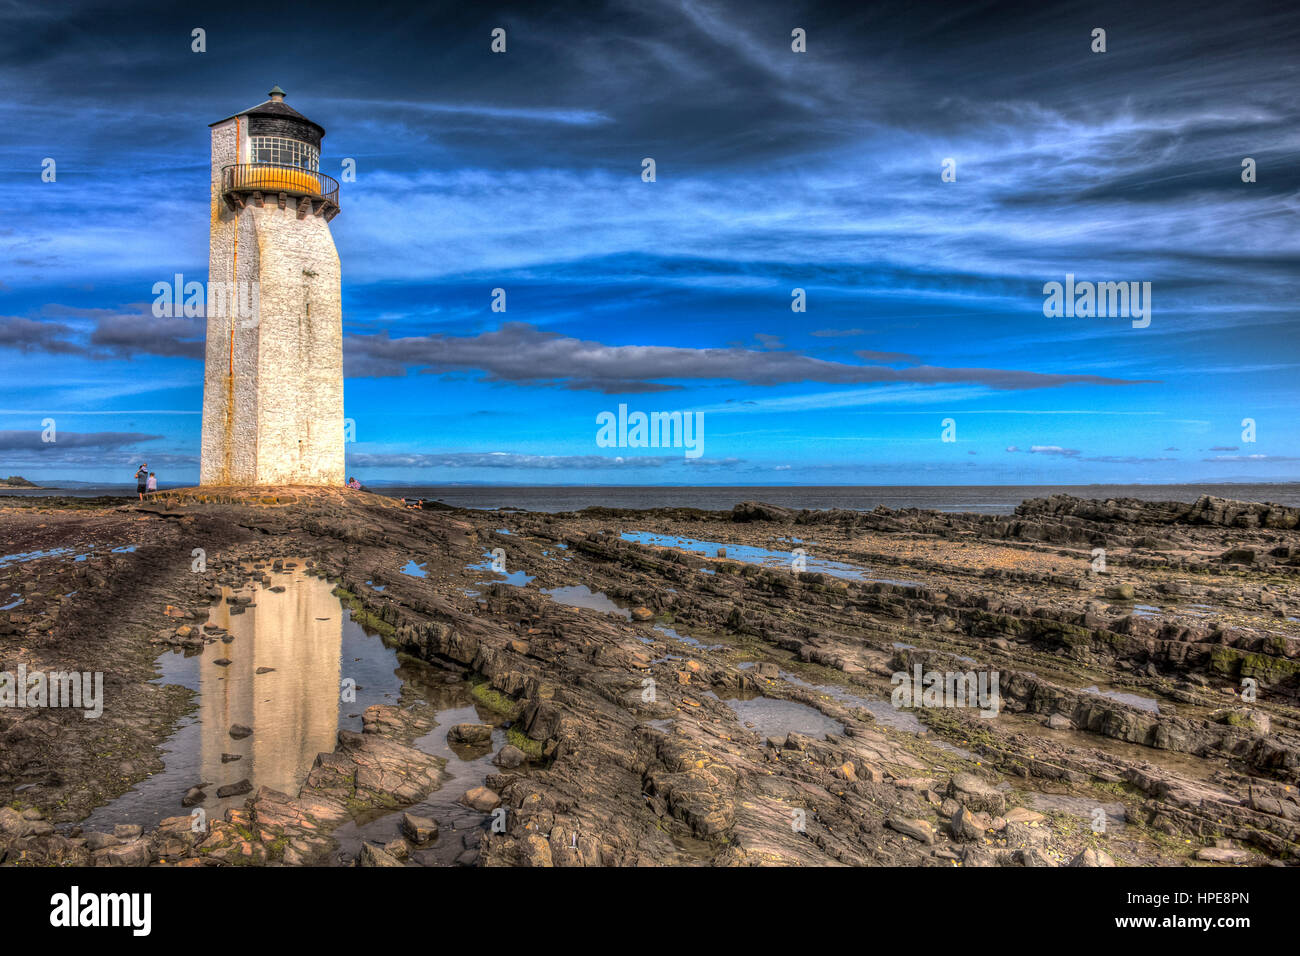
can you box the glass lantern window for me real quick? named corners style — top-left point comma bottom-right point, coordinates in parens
top-left (249, 136), bottom-right (319, 171)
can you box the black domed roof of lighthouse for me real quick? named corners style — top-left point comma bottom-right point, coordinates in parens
top-left (209, 86), bottom-right (326, 142)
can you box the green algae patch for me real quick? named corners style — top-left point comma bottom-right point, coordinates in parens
top-left (331, 585), bottom-right (396, 637)
top-left (470, 676), bottom-right (523, 719)
top-left (506, 726), bottom-right (544, 759)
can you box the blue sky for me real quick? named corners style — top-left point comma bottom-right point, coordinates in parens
top-left (2, 0), bottom-right (1298, 485)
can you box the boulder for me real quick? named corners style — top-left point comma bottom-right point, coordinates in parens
top-left (949, 806), bottom-right (983, 842)
top-left (460, 787), bottom-right (502, 813)
top-left (493, 744), bottom-right (527, 769)
top-left (358, 842), bottom-right (404, 867)
top-left (732, 501), bottom-right (794, 523)
top-left (401, 812), bottom-right (439, 844)
top-left (83, 831), bottom-right (120, 851)
top-left (447, 723), bottom-right (493, 745)
top-left (886, 816), bottom-right (935, 845)
top-left (92, 840), bottom-right (151, 866)
top-left (947, 773), bottom-right (1006, 815)
top-left (216, 778), bottom-right (252, 798)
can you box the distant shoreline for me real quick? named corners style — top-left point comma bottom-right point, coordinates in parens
top-left (4, 481), bottom-right (1300, 516)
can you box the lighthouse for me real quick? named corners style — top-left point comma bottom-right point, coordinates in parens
top-left (199, 87), bottom-right (344, 487)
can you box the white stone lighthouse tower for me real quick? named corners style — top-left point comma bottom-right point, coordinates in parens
top-left (199, 87), bottom-right (344, 486)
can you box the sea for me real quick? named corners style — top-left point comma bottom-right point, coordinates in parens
top-left (5, 483), bottom-right (1300, 515)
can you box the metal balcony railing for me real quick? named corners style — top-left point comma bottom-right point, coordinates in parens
top-left (221, 163), bottom-right (340, 208)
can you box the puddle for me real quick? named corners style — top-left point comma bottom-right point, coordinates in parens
top-left (542, 584), bottom-right (631, 619)
top-left (331, 681), bottom-right (512, 867)
top-left (776, 670), bottom-right (928, 733)
top-left (0, 547), bottom-right (75, 568)
top-left (467, 555), bottom-right (534, 588)
top-left (400, 560), bottom-right (427, 578)
top-left (709, 688), bottom-right (845, 739)
top-left (653, 624), bottom-right (723, 651)
top-left (1077, 684), bottom-right (1161, 713)
top-left (738, 661), bottom-right (973, 756)
top-left (79, 565), bottom-right (411, 832)
top-left (621, 531), bottom-right (918, 585)
top-left (995, 710), bottom-right (1219, 782)
top-left (0, 546), bottom-right (136, 569)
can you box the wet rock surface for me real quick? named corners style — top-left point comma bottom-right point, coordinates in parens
top-left (2, 486), bottom-right (1299, 866)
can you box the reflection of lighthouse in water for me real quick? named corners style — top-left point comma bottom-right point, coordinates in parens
top-left (200, 570), bottom-right (342, 810)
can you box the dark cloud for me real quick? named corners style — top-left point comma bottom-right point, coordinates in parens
top-left (0, 430), bottom-right (175, 471)
top-left (0, 311), bottom-right (204, 361)
top-left (0, 317), bottom-right (85, 355)
top-left (0, 429), bottom-right (164, 452)
top-left (90, 313), bottom-right (205, 360)
top-left (856, 350), bottom-right (921, 364)
top-left (346, 322), bottom-right (1156, 393)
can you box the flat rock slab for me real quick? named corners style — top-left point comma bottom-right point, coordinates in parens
top-left (304, 729), bottom-right (446, 808)
top-left (886, 817), bottom-right (935, 845)
top-left (1195, 847), bottom-right (1251, 864)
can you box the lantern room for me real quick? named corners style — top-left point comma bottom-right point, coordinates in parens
top-left (211, 86), bottom-right (339, 220)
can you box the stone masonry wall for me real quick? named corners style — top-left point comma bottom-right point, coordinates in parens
top-left (251, 201), bottom-right (344, 485)
top-left (200, 117), bottom-right (344, 486)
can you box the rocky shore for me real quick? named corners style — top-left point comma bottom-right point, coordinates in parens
top-left (1, 487), bottom-right (1297, 866)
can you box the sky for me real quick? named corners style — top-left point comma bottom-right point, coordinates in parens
top-left (1, 0), bottom-right (1298, 486)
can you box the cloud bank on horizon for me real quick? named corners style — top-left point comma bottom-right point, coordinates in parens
top-left (1, 0), bottom-right (1297, 485)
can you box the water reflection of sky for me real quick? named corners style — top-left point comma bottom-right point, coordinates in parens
top-left (620, 531), bottom-right (918, 585)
